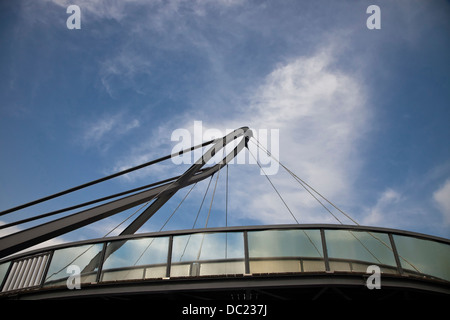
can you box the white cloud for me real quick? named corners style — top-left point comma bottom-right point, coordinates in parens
top-left (433, 179), bottom-right (450, 225)
top-left (83, 116), bottom-right (116, 143)
top-left (79, 112), bottom-right (140, 151)
top-left (46, 0), bottom-right (246, 22)
top-left (48, 0), bottom-right (372, 227)
top-left (209, 49), bottom-right (370, 225)
top-left (46, 0), bottom-right (142, 21)
top-left (109, 46), bottom-right (371, 226)
top-left (99, 51), bottom-right (153, 98)
top-left (44, 0), bottom-right (249, 98)
top-left (362, 189), bottom-right (402, 226)
top-left (250, 52), bottom-right (367, 178)
top-left (107, 120), bottom-right (185, 182)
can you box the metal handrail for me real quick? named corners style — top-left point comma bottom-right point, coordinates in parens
top-left (1, 224), bottom-right (449, 296)
top-left (2, 223), bottom-right (448, 264)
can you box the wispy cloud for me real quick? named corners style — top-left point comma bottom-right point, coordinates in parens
top-left (79, 112), bottom-right (140, 151)
top-left (241, 51), bottom-right (368, 224)
top-left (433, 179), bottom-right (450, 225)
top-left (107, 120), bottom-right (185, 182)
top-left (362, 189), bottom-right (403, 226)
top-left (46, 0), bottom-right (247, 24)
top-left (99, 50), bottom-right (153, 98)
top-left (124, 44), bottom-right (372, 226)
top-left (359, 166), bottom-right (450, 235)
top-left (45, 0), bottom-right (143, 21)
top-left (45, 0), bottom-right (249, 99)
top-left (34, 0), bottom-right (448, 237)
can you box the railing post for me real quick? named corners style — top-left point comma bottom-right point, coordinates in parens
top-left (389, 233), bottom-right (404, 275)
top-left (166, 235), bottom-right (174, 278)
top-left (243, 231), bottom-right (250, 275)
top-left (95, 242), bottom-right (108, 283)
top-left (320, 229), bottom-right (330, 272)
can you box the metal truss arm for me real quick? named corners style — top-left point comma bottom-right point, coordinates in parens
top-left (0, 127), bottom-right (252, 259)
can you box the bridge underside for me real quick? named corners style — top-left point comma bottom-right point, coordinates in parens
top-left (5, 273), bottom-right (449, 301)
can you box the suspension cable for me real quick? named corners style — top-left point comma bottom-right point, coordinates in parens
top-left (0, 174), bottom-right (187, 231)
top-left (248, 147), bottom-right (299, 224)
top-left (197, 163), bottom-right (223, 260)
top-left (226, 165), bottom-right (229, 229)
top-left (159, 182), bottom-right (198, 232)
top-left (249, 146), bottom-right (324, 257)
top-left (205, 163), bottom-right (222, 228)
top-left (250, 138), bottom-right (358, 225)
top-left (0, 139), bottom-right (218, 217)
top-left (179, 175), bottom-right (215, 261)
top-left (49, 156), bottom-right (216, 274)
top-left (103, 200), bottom-right (153, 238)
top-left (129, 182), bottom-right (198, 268)
top-left (225, 164), bottom-right (229, 259)
top-left (193, 175), bottom-right (215, 229)
top-left (44, 198), bottom-right (158, 280)
top-left (250, 138), bottom-right (421, 271)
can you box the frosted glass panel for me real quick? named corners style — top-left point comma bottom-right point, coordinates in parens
top-left (172, 232), bottom-right (244, 262)
top-left (170, 232), bottom-right (245, 277)
top-left (102, 268), bottom-right (145, 281)
top-left (394, 235), bottom-right (450, 282)
top-left (325, 230), bottom-right (397, 268)
top-left (200, 261), bottom-right (245, 276)
top-left (0, 262), bottom-right (10, 288)
top-left (250, 260), bottom-right (301, 273)
top-left (248, 229), bottom-right (323, 258)
top-left (44, 243), bottom-right (103, 286)
top-left (103, 237), bottom-right (168, 269)
top-left (101, 237), bottom-right (169, 281)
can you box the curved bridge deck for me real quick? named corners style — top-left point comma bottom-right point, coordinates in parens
top-left (1, 224), bottom-right (449, 299)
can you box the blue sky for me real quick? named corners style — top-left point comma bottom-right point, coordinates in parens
top-left (0, 0), bottom-right (449, 250)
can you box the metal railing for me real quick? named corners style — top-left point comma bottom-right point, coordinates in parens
top-left (1, 224), bottom-right (449, 295)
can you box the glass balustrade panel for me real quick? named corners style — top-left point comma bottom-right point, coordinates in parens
top-left (325, 230), bottom-right (397, 273)
top-left (393, 235), bottom-right (450, 282)
top-left (248, 229), bottom-right (324, 273)
top-left (171, 232), bottom-right (245, 277)
top-left (44, 243), bottom-right (104, 287)
top-left (101, 236), bottom-right (169, 281)
top-left (0, 262), bottom-right (10, 290)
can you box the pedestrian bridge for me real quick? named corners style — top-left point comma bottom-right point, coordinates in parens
top-left (1, 224), bottom-right (449, 299)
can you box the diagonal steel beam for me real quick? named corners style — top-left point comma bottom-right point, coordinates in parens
top-left (0, 127), bottom-right (252, 259)
top-left (0, 169), bottom-right (212, 259)
top-left (83, 127), bottom-right (253, 271)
